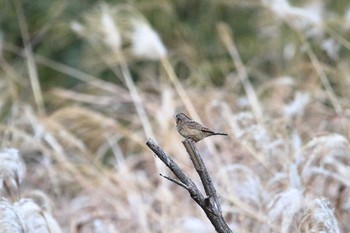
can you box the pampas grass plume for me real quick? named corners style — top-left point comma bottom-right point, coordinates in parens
top-left (14, 198), bottom-right (63, 233)
top-left (131, 20), bottom-right (167, 60)
top-left (0, 198), bottom-right (26, 233)
top-left (0, 149), bottom-right (26, 198)
top-left (100, 4), bottom-right (122, 53)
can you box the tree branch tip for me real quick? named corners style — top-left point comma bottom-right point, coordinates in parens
top-left (146, 138), bottom-right (153, 143)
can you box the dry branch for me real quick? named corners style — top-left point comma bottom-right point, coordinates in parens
top-left (146, 138), bottom-right (233, 233)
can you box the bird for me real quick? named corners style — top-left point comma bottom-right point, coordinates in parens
top-left (175, 113), bottom-right (228, 142)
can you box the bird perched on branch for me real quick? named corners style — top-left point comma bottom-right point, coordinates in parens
top-left (175, 113), bottom-right (228, 142)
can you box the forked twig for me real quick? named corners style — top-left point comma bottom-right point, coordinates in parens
top-left (146, 138), bottom-right (233, 233)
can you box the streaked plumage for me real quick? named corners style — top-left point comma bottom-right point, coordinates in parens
top-left (175, 113), bottom-right (228, 142)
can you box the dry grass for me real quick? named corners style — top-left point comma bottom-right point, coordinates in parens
top-left (1, 0), bottom-right (350, 232)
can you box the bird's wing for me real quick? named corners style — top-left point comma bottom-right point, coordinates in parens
top-left (187, 121), bottom-right (215, 133)
top-left (200, 126), bottom-right (216, 134)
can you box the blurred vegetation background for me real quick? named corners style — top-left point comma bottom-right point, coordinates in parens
top-left (1, 0), bottom-right (350, 232)
top-left (0, 0), bottom-right (349, 97)
top-left (1, 0), bottom-right (349, 88)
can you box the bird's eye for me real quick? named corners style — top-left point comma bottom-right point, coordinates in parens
top-left (176, 116), bottom-right (181, 123)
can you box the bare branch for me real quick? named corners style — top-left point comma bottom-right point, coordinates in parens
top-left (146, 139), bottom-right (205, 202)
top-left (183, 139), bottom-right (222, 213)
top-left (146, 138), bottom-right (233, 233)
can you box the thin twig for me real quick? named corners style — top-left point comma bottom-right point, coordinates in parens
top-left (159, 174), bottom-right (188, 189)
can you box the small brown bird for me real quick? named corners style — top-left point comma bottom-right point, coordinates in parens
top-left (175, 113), bottom-right (228, 142)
